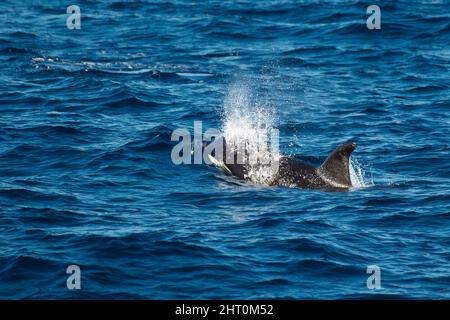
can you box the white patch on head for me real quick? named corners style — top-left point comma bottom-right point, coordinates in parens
top-left (207, 154), bottom-right (232, 175)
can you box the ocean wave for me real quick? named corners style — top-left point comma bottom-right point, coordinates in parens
top-left (1, 0), bottom-right (449, 299)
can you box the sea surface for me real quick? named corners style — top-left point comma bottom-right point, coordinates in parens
top-left (0, 0), bottom-right (449, 299)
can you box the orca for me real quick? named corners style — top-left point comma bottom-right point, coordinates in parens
top-left (208, 139), bottom-right (357, 190)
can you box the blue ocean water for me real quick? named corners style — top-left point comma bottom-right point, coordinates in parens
top-left (0, 0), bottom-right (449, 299)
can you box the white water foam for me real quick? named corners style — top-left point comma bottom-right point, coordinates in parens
top-left (349, 157), bottom-right (373, 189)
top-left (222, 84), bottom-right (280, 185)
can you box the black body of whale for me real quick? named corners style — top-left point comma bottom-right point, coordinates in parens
top-left (212, 140), bottom-right (357, 190)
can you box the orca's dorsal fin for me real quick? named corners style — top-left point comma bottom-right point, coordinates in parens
top-left (318, 141), bottom-right (357, 187)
